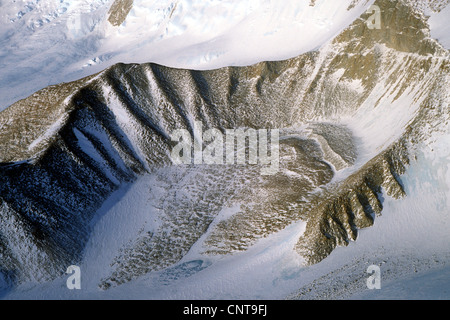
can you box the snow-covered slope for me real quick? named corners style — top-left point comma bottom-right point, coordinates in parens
top-left (0, 0), bottom-right (449, 300)
top-left (0, 0), bottom-right (374, 110)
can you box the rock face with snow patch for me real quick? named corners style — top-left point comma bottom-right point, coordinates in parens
top-left (0, 0), bottom-right (449, 289)
top-left (108, 0), bottom-right (134, 26)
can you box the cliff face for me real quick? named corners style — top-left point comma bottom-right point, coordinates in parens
top-left (0, 0), bottom-right (448, 287)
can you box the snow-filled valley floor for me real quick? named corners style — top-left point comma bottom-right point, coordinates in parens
top-left (1, 121), bottom-right (449, 300)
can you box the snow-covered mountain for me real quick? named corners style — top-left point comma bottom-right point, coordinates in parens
top-left (0, 0), bottom-right (449, 299)
top-left (0, 0), bottom-right (375, 110)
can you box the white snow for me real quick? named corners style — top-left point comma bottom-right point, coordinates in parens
top-left (1, 0), bottom-right (450, 300)
top-left (101, 0), bottom-right (376, 70)
top-left (3, 124), bottom-right (450, 300)
top-left (27, 114), bottom-right (68, 151)
top-left (73, 128), bottom-right (120, 184)
top-left (428, 5), bottom-right (450, 50)
top-left (0, 0), bottom-right (375, 111)
top-left (3, 120), bottom-right (449, 300)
